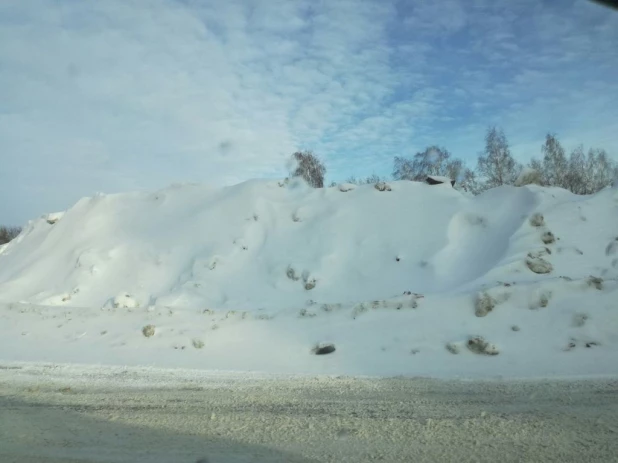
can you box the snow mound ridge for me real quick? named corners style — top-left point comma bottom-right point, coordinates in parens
top-left (0, 180), bottom-right (617, 313)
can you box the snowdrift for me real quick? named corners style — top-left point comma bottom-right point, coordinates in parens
top-left (1, 179), bottom-right (617, 378)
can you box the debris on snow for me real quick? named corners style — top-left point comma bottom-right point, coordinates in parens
top-left (338, 183), bottom-right (356, 192)
top-left (587, 276), bottom-right (603, 290)
top-left (299, 308), bottom-right (316, 318)
top-left (606, 238), bottom-right (618, 256)
top-left (466, 336), bottom-right (499, 356)
top-left (113, 293), bottom-right (139, 309)
top-left (475, 292), bottom-right (496, 317)
top-left (312, 343), bottom-right (336, 355)
top-left (529, 213), bottom-right (545, 228)
top-left (286, 266), bottom-right (300, 281)
top-left (445, 343), bottom-right (460, 355)
top-left (374, 182), bottom-right (392, 192)
top-left (530, 290), bottom-right (552, 310)
top-left (142, 325), bottom-right (156, 338)
top-left (541, 231), bottom-right (556, 245)
top-left (526, 257), bottom-right (553, 274)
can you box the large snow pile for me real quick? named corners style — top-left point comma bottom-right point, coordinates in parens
top-left (1, 179), bottom-right (617, 378)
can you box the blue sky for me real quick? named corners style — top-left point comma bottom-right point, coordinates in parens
top-left (1, 0), bottom-right (618, 224)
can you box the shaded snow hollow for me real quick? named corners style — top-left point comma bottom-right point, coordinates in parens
top-left (1, 179), bottom-right (617, 378)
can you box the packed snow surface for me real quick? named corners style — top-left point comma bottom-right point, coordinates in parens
top-left (1, 179), bottom-right (617, 378)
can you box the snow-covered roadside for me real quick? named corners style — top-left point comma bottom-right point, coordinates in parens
top-left (1, 272), bottom-right (616, 379)
top-left (1, 180), bottom-right (617, 378)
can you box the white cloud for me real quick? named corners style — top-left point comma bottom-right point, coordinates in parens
top-left (1, 0), bottom-right (617, 223)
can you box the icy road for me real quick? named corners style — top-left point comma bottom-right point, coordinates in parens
top-left (1, 364), bottom-right (617, 463)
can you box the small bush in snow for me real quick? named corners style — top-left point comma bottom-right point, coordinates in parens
top-left (142, 325), bottom-right (156, 338)
top-left (445, 343), bottom-right (460, 355)
top-left (587, 276), bottom-right (603, 290)
top-left (192, 338), bottom-right (205, 349)
top-left (304, 279), bottom-right (316, 291)
top-left (475, 292), bottom-right (496, 317)
top-left (466, 336), bottom-right (499, 355)
top-left (338, 183), bottom-right (355, 192)
top-left (374, 182), bottom-right (392, 192)
top-left (511, 325), bottom-right (521, 332)
top-left (526, 257), bottom-right (553, 274)
top-left (541, 231), bottom-right (556, 244)
top-left (529, 213), bottom-right (545, 227)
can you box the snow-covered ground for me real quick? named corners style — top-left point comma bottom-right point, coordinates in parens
top-left (1, 179), bottom-right (617, 378)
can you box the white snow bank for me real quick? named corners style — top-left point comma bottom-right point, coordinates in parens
top-left (1, 179), bottom-right (617, 378)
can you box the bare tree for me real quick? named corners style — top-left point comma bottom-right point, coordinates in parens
top-left (560, 145), bottom-right (617, 194)
top-left (525, 158), bottom-right (544, 186)
top-left (364, 173), bottom-right (384, 184)
top-left (476, 127), bottom-right (519, 188)
top-left (290, 151), bottom-right (326, 188)
top-left (541, 134), bottom-right (568, 188)
top-left (563, 145), bottom-right (585, 193)
top-left (0, 226), bottom-right (22, 245)
top-left (393, 146), bottom-right (454, 181)
top-left (456, 167), bottom-right (483, 194)
top-left (586, 148), bottom-right (615, 193)
top-left (344, 174), bottom-right (386, 185)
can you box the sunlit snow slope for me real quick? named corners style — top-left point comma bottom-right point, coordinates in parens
top-left (0, 180), bottom-right (552, 309)
top-left (1, 179), bottom-right (617, 378)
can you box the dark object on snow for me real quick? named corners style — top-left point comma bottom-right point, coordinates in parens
top-left (313, 343), bottom-right (336, 355)
top-left (425, 176), bottom-right (455, 187)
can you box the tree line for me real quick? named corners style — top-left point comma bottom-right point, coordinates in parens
top-left (0, 226), bottom-right (21, 245)
top-left (290, 127), bottom-right (618, 195)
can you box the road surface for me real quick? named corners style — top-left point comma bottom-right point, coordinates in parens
top-left (1, 364), bottom-right (617, 462)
